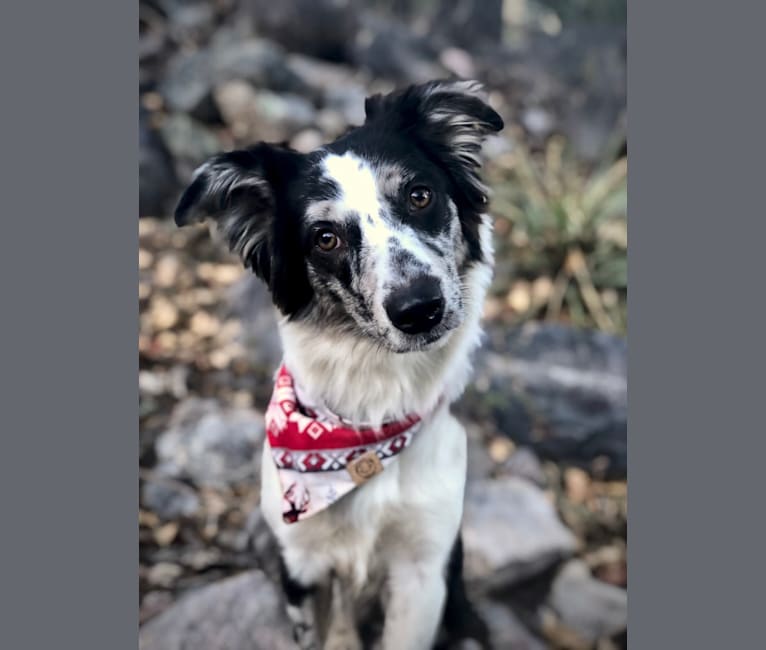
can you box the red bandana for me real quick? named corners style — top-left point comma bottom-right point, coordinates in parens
top-left (265, 364), bottom-right (424, 523)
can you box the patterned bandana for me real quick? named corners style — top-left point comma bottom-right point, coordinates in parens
top-left (265, 364), bottom-right (425, 524)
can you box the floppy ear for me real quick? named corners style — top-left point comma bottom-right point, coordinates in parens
top-left (174, 144), bottom-right (313, 316)
top-left (365, 79), bottom-right (502, 165)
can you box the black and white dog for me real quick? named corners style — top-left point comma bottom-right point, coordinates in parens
top-left (174, 80), bottom-right (503, 650)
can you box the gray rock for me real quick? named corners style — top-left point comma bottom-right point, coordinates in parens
top-left (466, 433), bottom-right (494, 481)
top-left (158, 113), bottom-right (221, 178)
top-left (462, 477), bottom-right (577, 589)
top-left (477, 601), bottom-right (547, 650)
top-left (158, 0), bottom-right (217, 43)
top-left (158, 49), bottom-right (215, 118)
top-left (214, 82), bottom-right (317, 143)
top-left (290, 128), bottom-right (325, 154)
top-left (246, 507), bottom-right (282, 581)
top-left (155, 398), bottom-right (265, 487)
top-left (159, 37), bottom-right (305, 118)
top-left (227, 276), bottom-right (282, 370)
top-left (245, 0), bottom-right (360, 63)
top-left (546, 559), bottom-right (628, 643)
top-left (139, 570), bottom-right (295, 650)
top-left (285, 54), bottom-right (359, 100)
top-left (459, 322), bottom-right (627, 478)
top-left (139, 107), bottom-right (178, 218)
top-left (141, 478), bottom-right (201, 520)
top-left (352, 13), bottom-right (445, 84)
top-left (499, 447), bottom-right (548, 489)
top-left (323, 82), bottom-right (367, 127)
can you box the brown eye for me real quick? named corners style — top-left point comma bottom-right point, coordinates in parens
top-left (315, 229), bottom-right (340, 251)
top-left (409, 186), bottom-right (432, 210)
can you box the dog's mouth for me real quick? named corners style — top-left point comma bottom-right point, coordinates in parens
top-left (381, 311), bottom-right (462, 354)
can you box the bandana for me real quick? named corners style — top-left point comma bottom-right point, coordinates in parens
top-left (265, 364), bottom-right (425, 523)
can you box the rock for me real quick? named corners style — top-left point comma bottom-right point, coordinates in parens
top-left (462, 477), bottom-right (577, 589)
top-left (139, 570), bottom-right (295, 650)
top-left (208, 38), bottom-right (307, 94)
top-left (158, 113), bottom-right (221, 180)
top-left (545, 560), bottom-right (628, 644)
top-left (214, 82), bottom-right (317, 143)
top-left (439, 47), bottom-right (477, 80)
top-left (246, 507), bottom-right (282, 580)
top-left (290, 128), bottom-right (325, 153)
top-left (499, 447), bottom-right (548, 489)
top-left (466, 433), bottom-right (494, 481)
top-left (285, 54), bottom-right (360, 101)
top-left (159, 37), bottom-right (305, 120)
top-left (147, 562), bottom-right (183, 589)
top-left (141, 477), bottom-right (201, 520)
top-left (459, 322), bottom-right (627, 478)
top-left (352, 13), bottom-right (445, 84)
top-left (158, 49), bottom-right (216, 120)
top-left (315, 108), bottom-right (348, 139)
top-left (477, 601), bottom-right (547, 650)
top-left (154, 398), bottom-right (265, 487)
top-left (140, 590), bottom-right (174, 625)
top-left (157, 0), bottom-right (217, 44)
top-left (139, 107), bottom-right (178, 218)
top-left (323, 82), bottom-right (367, 127)
top-left (245, 0), bottom-right (360, 63)
top-left (227, 276), bottom-right (282, 370)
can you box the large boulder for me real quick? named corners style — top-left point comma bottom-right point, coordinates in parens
top-left (459, 322), bottom-right (627, 478)
top-left (462, 476), bottom-right (577, 590)
top-left (139, 570), bottom-right (295, 650)
top-left (153, 398), bottom-right (265, 488)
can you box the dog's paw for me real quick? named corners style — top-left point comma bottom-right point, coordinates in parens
top-left (292, 622), bottom-right (320, 650)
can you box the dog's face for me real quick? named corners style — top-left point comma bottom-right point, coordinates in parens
top-left (175, 80), bottom-right (502, 352)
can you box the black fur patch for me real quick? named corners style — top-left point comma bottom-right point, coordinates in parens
top-left (173, 143), bottom-right (315, 317)
top-left (279, 554), bottom-right (314, 606)
top-left (439, 534), bottom-right (491, 649)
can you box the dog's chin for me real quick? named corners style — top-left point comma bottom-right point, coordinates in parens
top-left (390, 331), bottom-right (452, 354)
top-left (381, 316), bottom-right (462, 354)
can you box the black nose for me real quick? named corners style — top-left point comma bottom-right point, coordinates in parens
top-left (384, 276), bottom-right (445, 335)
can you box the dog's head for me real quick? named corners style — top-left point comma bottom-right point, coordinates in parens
top-left (175, 80), bottom-right (502, 353)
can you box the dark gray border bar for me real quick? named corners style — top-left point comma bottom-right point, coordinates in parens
top-left (629, 2), bottom-right (765, 648)
top-left (0, 1), bottom-right (137, 649)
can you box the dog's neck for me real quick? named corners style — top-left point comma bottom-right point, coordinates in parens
top-left (277, 258), bottom-right (492, 429)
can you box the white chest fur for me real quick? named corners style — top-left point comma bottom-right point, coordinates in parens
top-left (261, 404), bottom-right (467, 591)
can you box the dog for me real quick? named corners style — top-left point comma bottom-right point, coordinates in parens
top-left (174, 79), bottom-right (503, 650)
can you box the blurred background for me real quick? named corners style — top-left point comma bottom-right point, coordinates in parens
top-left (139, 1), bottom-right (627, 648)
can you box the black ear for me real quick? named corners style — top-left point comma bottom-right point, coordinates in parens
top-left (364, 80), bottom-right (503, 266)
top-left (174, 144), bottom-right (313, 316)
top-left (364, 80), bottom-right (503, 157)
top-left (364, 79), bottom-right (503, 199)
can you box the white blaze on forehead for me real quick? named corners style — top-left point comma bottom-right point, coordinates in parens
top-left (321, 152), bottom-right (392, 250)
top-left (322, 152), bottom-right (380, 216)
top-left (320, 151), bottom-right (438, 288)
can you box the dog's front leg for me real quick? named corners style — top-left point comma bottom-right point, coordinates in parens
top-left (279, 555), bottom-right (322, 650)
top-left (381, 561), bottom-right (447, 650)
top-left (323, 575), bottom-right (363, 650)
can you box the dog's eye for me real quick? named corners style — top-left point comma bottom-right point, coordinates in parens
top-left (315, 229), bottom-right (341, 252)
top-left (408, 186), bottom-right (432, 210)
